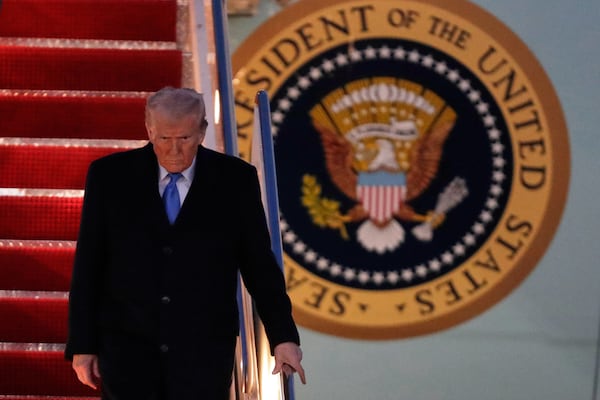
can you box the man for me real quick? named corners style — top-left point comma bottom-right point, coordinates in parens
top-left (66, 87), bottom-right (305, 399)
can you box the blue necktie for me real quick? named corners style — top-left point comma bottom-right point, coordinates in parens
top-left (163, 173), bottom-right (182, 224)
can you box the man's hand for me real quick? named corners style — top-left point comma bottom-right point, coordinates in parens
top-left (72, 354), bottom-right (101, 390)
top-left (272, 342), bottom-right (306, 384)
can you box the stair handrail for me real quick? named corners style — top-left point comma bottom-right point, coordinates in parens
top-left (253, 90), bottom-right (293, 400)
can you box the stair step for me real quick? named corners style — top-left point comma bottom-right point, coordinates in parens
top-left (0, 241), bottom-right (74, 292)
top-left (0, 396), bottom-right (98, 399)
top-left (0, 0), bottom-right (177, 42)
top-left (0, 192), bottom-right (82, 241)
top-left (0, 293), bottom-right (68, 343)
top-left (0, 91), bottom-right (148, 140)
top-left (0, 46), bottom-right (182, 91)
top-left (0, 143), bottom-right (138, 189)
top-left (0, 344), bottom-right (98, 396)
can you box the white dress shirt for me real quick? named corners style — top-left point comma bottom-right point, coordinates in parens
top-left (158, 157), bottom-right (196, 206)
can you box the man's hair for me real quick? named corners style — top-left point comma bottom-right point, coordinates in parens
top-left (145, 87), bottom-right (208, 130)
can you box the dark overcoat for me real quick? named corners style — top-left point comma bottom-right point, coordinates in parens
top-left (66, 143), bottom-right (299, 399)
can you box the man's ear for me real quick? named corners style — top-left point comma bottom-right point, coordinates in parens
top-left (145, 122), bottom-right (154, 142)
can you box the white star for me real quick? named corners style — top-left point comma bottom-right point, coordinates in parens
top-left (441, 252), bottom-right (454, 264)
top-left (387, 271), bottom-right (400, 284)
top-left (422, 54), bottom-right (435, 67)
top-left (458, 79), bottom-right (471, 91)
top-left (358, 270), bottom-right (370, 284)
top-left (473, 223), bottom-right (485, 234)
top-left (394, 47), bottom-right (406, 59)
top-left (344, 268), bottom-right (356, 281)
top-left (464, 233), bottom-right (476, 245)
top-left (373, 272), bottom-right (385, 285)
top-left (379, 46), bottom-right (392, 58)
top-left (330, 264), bottom-right (342, 276)
top-left (447, 69), bottom-right (460, 82)
top-left (488, 128), bottom-right (501, 140)
top-left (304, 250), bottom-right (317, 262)
top-left (401, 269), bottom-right (414, 281)
top-left (271, 126), bottom-right (278, 136)
top-left (278, 98), bottom-right (292, 111)
top-left (453, 244), bottom-right (466, 256)
top-left (316, 258), bottom-right (329, 270)
top-left (335, 53), bottom-right (349, 66)
top-left (350, 49), bottom-right (362, 61)
top-left (435, 61), bottom-right (448, 74)
top-left (493, 171), bottom-right (506, 182)
top-left (477, 102), bottom-right (489, 113)
top-left (309, 67), bottom-right (322, 80)
top-left (408, 50), bottom-right (420, 62)
top-left (298, 76), bottom-right (311, 89)
top-left (287, 86), bottom-right (301, 99)
top-left (293, 241), bottom-right (306, 253)
top-left (480, 211), bottom-right (493, 222)
top-left (468, 90), bottom-right (481, 102)
top-left (279, 219), bottom-right (288, 230)
top-left (272, 111), bottom-right (284, 123)
top-left (486, 198), bottom-right (499, 209)
top-left (490, 185), bottom-right (503, 196)
top-left (429, 259), bottom-right (442, 271)
top-left (483, 115), bottom-right (496, 127)
top-left (491, 142), bottom-right (504, 154)
top-left (322, 58), bottom-right (335, 72)
top-left (364, 46), bottom-right (377, 59)
top-left (493, 157), bottom-right (506, 168)
top-left (283, 231), bottom-right (296, 243)
top-left (416, 265), bottom-right (428, 277)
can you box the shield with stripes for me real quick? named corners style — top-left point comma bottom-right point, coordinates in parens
top-left (356, 171), bottom-right (406, 225)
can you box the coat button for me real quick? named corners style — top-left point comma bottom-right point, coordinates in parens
top-left (162, 246), bottom-right (173, 255)
top-left (161, 296), bottom-right (171, 304)
top-left (160, 344), bottom-right (169, 353)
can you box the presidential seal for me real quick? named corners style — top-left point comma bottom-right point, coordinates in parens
top-left (232, 0), bottom-right (569, 339)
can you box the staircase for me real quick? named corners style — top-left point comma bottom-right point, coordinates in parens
top-left (0, 0), bottom-right (184, 397)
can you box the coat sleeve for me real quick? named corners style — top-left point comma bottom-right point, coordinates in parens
top-left (65, 160), bottom-right (108, 360)
top-left (236, 165), bottom-right (300, 353)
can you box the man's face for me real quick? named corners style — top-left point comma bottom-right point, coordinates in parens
top-left (146, 110), bottom-right (205, 173)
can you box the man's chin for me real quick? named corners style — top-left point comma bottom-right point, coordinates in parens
top-left (163, 162), bottom-right (185, 173)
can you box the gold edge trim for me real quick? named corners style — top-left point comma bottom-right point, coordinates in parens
top-left (0, 342), bottom-right (66, 352)
top-left (0, 239), bottom-right (76, 248)
top-left (0, 290), bottom-right (69, 299)
top-left (0, 188), bottom-right (84, 198)
top-left (0, 89), bottom-right (152, 98)
top-left (0, 137), bottom-right (148, 149)
top-left (0, 37), bottom-right (177, 50)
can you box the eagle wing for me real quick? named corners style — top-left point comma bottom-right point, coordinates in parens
top-left (406, 120), bottom-right (455, 200)
top-left (313, 122), bottom-right (357, 199)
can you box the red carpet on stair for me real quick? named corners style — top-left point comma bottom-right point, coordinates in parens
top-left (0, 244), bottom-right (74, 292)
top-left (0, 397), bottom-right (97, 400)
top-left (0, 93), bottom-right (148, 140)
top-left (0, 297), bottom-right (68, 343)
top-left (0, 46), bottom-right (182, 91)
top-left (0, 397), bottom-right (98, 400)
top-left (0, 145), bottom-right (135, 189)
top-left (0, 348), bottom-right (98, 396)
top-left (0, 0), bottom-right (177, 42)
top-left (0, 196), bottom-right (82, 241)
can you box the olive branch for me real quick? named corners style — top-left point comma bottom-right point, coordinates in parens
top-left (301, 174), bottom-right (350, 239)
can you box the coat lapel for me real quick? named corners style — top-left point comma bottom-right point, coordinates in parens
top-left (133, 143), bottom-right (171, 229)
top-left (175, 146), bottom-right (217, 229)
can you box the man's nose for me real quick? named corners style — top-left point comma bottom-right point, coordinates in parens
top-left (168, 140), bottom-right (181, 154)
